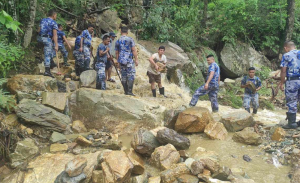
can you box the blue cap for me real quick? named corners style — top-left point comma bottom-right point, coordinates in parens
top-left (109, 32), bottom-right (117, 37)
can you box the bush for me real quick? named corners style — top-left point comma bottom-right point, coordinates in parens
top-left (256, 66), bottom-right (272, 80)
top-left (0, 79), bottom-right (15, 112)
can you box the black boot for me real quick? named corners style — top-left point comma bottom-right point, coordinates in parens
top-left (253, 108), bottom-right (258, 114)
top-left (96, 82), bottom-right (101, 90)
top-left (159, 87), bottom-right (165, 95)
top-left (152, 89), bottom-right (156, 97)
top-left (63, 57), bottom-right (70, 66)
top-left (50, 58), bottom-right (57, 69)
top-left (127, 80), bottom-right (135, 96)
top-left (44, 67), bottom-right (54, 78)
top-left (245, 108), bottom-right (250, 113)
top-left (121, 81), bottom-right (128, 95)
top-left (283, 112), bottom-right (298, 129)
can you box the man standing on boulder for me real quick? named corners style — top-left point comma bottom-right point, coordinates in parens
top-left (115, 27), bottom-right (139, 96)
top-left (95, 35), bottom-right (111, 90)
top-left (280, 41), bottom-right (300, 129)
top-left (79, 24), bottom-right (94, 71)
top-left (240, 67), bottom-right (262, 114)
top-left (39, 9), bottom-right (58, 78)
top-left (54, 24), bottom-right (71, 66)
top-left (189, 55), bottom-right (220, 112)
top-left (147, 46), bottom-right (167, 97)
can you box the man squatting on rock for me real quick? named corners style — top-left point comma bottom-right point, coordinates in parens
top-left (240, 67), bottom-right (262, 114)
top-left (147, 46), bottom-right (167, 97)
top-left (280, 41), bottom-right (300, 129)
top-left (39, 9), bottom-right (58, 78)
top-left (115, 26), bottom-right (139, 96)
top-left (95, 35), bottom-right (111, 90)
top-left (189, 55), bottom-right (220, 112)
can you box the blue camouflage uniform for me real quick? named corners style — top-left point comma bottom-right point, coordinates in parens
top-left (115, 35), bottom-right (136, 82)
top-left (190, 62), bottom-right (220, 112)
top-left (53, 30), bottom-right (68, 60)
top-left (39, 17), bottom-right (58, 67)
top-left (280, 49), bottom-right (300, 113)
top-left (82, 30), bottom-right (92, 69)
top-left (73, 35), bottom-right (84, 75)
top-left (96, 43), bottom-right (108, 90)
top-left (241, 76), bottom-right (261, 110)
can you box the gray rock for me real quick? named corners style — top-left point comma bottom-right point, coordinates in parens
top-left (232, 127), bottom-right (262, 145)
top-left (190, 160), bottom-right (204, 175)
top-left (65, 157), bottom-right (87, 177)
top-left (50, 132), bottom-right (67, 143)
top-left (212, 166), bottom-right (232, 181)
top-left (221, 111), bottom-right (255, 132)
top-left (68, 81), bottom-right (79, 92)
top-left (9, 138), bottom-right (39, 168)
top-left (164, 106), bottom-right (187, 129)
top-left (80, 70), bottom-right (97, 88)
top-left (131, 129), bottom-right (160, 156)
top-left (96, 10), bottom-right (122, 32)
top-left (156, 128), bottom-right (190, 150)
top-left (54, 171), bottom-right (86, 183)
top-left (243, 155), bottom-right (251, 162)
top-left (57, 81), bottom-right (67, 92)
top-left (16, 99), bottom-right (71, 132)
top-left (16, 91), bottom-right (37, 102)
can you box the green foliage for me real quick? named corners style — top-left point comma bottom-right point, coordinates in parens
top-left (0, 79), bottom-right (15, 112)
top-left (256, 66), bottom-right (272, 80)
top-left (261, 100), bottom-right (275, 111)
top-left (0, 10), bottom-right (22, 32)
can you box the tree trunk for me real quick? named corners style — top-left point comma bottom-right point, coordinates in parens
top-left (201, 0), bottom-right (208, 27)
top-left (8, 0), bottom-right (19, 41)
top-left (23, 0), bottom-right (37, 48)
top-left (284, 0), bottom-right (295, 41)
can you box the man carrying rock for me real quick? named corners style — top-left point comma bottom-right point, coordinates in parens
top-left (147, 46), bottom-right (167, 97)
top-left (189, 55), bottom-right (220, 112)
top-left (115, 27), bottom-right (139, 96)
top-left (280, 41), bottom-right (300, 129)
top-left (73, 35), bottom-right (84, 76)
top-left (95, 35), bottom-right (111, 90)
top-left (79, 24), bottom-right (94, 71)
top-left (240, 67), bottom-right (262, 114)
top-left (106, 32), bottom-right (117, 82)
top-left (53, 24), bottom-right (71, 66)
top-left (39, 9), bottom-right (58, 78)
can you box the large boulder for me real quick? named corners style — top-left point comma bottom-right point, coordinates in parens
top-left (151, 144), bottom-right (181, 170)
top-left (126, 148), bottom-right (145, 175)
top-left (96, 10), bottom-right (122, 32)
top-left (7, 75), bottom-right (58, 95)
top-left (80, 70), bottom-right (97, 88)
top-left (221, 111), bottom-right (255, 132)
top-left (164, 106), bottom-right (187, 129)
top-left (194, 46), bottom-right (219, 74)
top-left (16, 99), bottom-right (71, 132)
top-left (42, 92), bottom-right (68, 112)
top-left (175, 107), bottom-right (213, 133)
top-left (101, 151), bottom-right (133, 183)
top-left (156, 128), bottom-right (190, 150)
top-left (131, 129), bottom-right (160, 156)
top-left (23, 152), bottom-right (100, 183)
top-left (9, 138), bottom-right (39, 168)
top-left (204, 122), bottom-right (228, 140)
top-left (69, 88), bottom-right (165, 133)
top-left (220, 41), bottom-right (272, 78)
top-left (232, 127), bottom-right (262, 145)
top-left (65, 156), bottom-right (87, 177)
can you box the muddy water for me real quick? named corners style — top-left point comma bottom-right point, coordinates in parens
top-left (120, 133), bottom-right (290, 183)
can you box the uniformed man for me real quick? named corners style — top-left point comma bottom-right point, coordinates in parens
top-left (280, 41), bottom-right (300, 129)
top-left (147, 46), bottom-right (167, 97)
top-left (189, 55), bottom-right (220, 112)
top-left (240, 67), bottom-right (262, 114)
top-left (115, 27), bottom-right (139, 96)
top-left (73, 35), bottom-right (84, 76)
top-left (54, 24), bottom-right (71, 66)
top-left (106, 32), bottom-right (117, 82)
top-left (95, 35), bottom-right (111, 90)
top-left (39, 9), bottom-right (58, 78)
top-left (79, 25), bottom-right (94, 70)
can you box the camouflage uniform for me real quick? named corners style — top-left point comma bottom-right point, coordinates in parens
top-left (241, 76), bottom-right (261, 112)
top-left (95, 43), bottom-right (108, 90)
top-left (190, 62), bottom-right (220, 112)
top-left (82, 30), bottom-right (92, 70)
top-left (73, 35), bottom-right (84, 76)
top-left (39, 17), bottom-right (58, 67)
top-left (53, 30), bottom-right (68, 61)
top-left (115, 35), bottom-right (136, 95)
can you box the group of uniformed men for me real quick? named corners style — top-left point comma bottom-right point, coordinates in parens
top-left (39, 10), bottom-right (300, 129)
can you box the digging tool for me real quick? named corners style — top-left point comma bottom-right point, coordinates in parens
top-left (108, 52), bottom-right (122, 81)
top-left (55, 51), bottom-right (62, 75)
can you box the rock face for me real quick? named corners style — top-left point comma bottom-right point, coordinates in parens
top-left (42, 92), bottom-right (68, 112)
top-left (23, 152), bottom-right (100, 183)
top-left (156, 128), bottom-right (190, 150)
top-left (160, 163), bottom-right (190, 183)
top-left (7, 74), bottom-right (58, 94)
top-left (69, 88), bottom-right (165, 133)
top-left (65, 156), bottom-right (87, 177)
top-left (271, 127), bottom-right (286, 141)
top-left (175, 107), bottom-right (213, 133)
top-left (80, 70), bottom-right (97, 88)
top-left (232, 127), bottom-right (262, 145)
top-left (204, 122), bottom-right (228, 140)
top-left (151, 144), bottom-right (180, 170)
top-left (221, 111), bottom-right (255, 132)
top-left (131, 129), bottom-right (160, 156)
top-left (220, 41), bottom-right (272, 78)
top-left (101, 151), bottom-right (133, 183)
top-left (16, 99), bottom-right (71, 132)
top-left (9, 138), bottom-right (39, 168)
top-left (96, 10), bottom-right (122, 32)
top-left (126, 148), bottom-right (145, 175)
